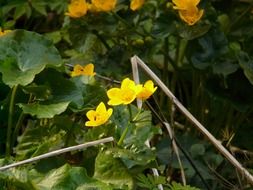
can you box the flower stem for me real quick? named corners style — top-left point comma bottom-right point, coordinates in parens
top-left (11, 112), bottom-right (25, 149)
top-left (117, 125), bottom-right (129, 146)
top-left (6, 85), bottom-right (18, 157)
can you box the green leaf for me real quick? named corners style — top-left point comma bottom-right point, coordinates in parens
top-left (18, 102), bottom-right (70, 119)
top-left (237, 51), bottom-right (253, 85)
top-left (14, 2), bottom-right (31, 19)
top-left (190, 144), bottom-right (205, 158)
top-left (212, 61), bottom-right (239, 76)
top-left (169, 181), bottom-right (201, 190)
top-left (0, 30), bottom-right (62, 87)
top-left (179, 24), bottom-right (211, 40)
top-left (94, 150), bottom-right (134, 189)
top-left (35, 68), bottom-right (84, 108)
top-left (30, 1), bottom-right (47, 16)
top-left (15, 120), bottom-right (66, 160)
top-left (0, 167), bottom-right (36, 190)
top-left (191, 29), bottom-right (228, 69)
top-left (34, 164), bottom-right (112, 190)
top-left (109, 147), bottom-right (156, 170)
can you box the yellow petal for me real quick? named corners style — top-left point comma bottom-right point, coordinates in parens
top-left (83, 63), bottom-right (96, 76)
top-left (120, 88), bottom-right (136, 104)
top-left (107, 88), bottom-right (124, 105)
top-left (85, 102), bottom-right (113, 127)
top-left (172, 0), bottom-right (187, 9)
top-left (71, 64), bottom-right (83, 77)
top-left (130, 0), bottom-right (145, 11)
top-left (136, 80), bottom-right (157, 100)
top-left (96, 102), bottom-right (106, 113)
top-left (121, 78), bottom-right (136, 90)
top-left (86, 110), bottom-right (97, 121)
top-left (71, 63), bottom-right (96, 77)
top-left (144, 80), bottom-right (157, 92)
top-left (91, 0), bottom-right (117, 12)
top-left (66, 0), bottom-right (88, 18)
top-left (172, 0), bottom-right (201, 10)
top-left (85, 120), bottom-right (99, 127)
top-left (0, 29), bottom-right (12, 37)
top-left (178, 6), bottom-right (204, 25)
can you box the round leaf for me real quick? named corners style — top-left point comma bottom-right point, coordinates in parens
top-left (0, 30), bottom-right (62, 87)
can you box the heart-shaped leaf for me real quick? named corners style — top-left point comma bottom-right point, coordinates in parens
top-left (0, 30), bottom-right (62, 87)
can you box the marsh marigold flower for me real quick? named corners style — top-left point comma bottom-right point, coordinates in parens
top-left (91, 0), bottom-right (117, 12)
top-left (85, 102), bottom-right (113, 127)
top-left (107, 78), bottom-right (142, 106)
top-left (71, 64), bottom-right (96, 77)
top-left (0, 28), bottom-right (12, 37)
top-left (136, 80), bottom-right (157, 100)
top-left (65, 0), bottom-right (88, 18)
top-left (130, 0), bottom-right (145, 11)
top-left (172, 0), bottom-right (204, 26)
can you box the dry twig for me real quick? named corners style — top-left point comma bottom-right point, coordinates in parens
top-left (0, 137), bottom-right (114, 171)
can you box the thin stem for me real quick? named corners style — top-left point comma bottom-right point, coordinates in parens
top-left (11, 93), bottom-right (33, 149)
top-left (176, 39), bottom-right (188, 67)
top-left (230, 3), bottom-right (253, 29)
top-left (6, 85), bottom-right (18, 157)
top-left (11, 112), bottom-right (25, 149)
top-left (111, 12), bottom-right (146, 37)
top-left (117, 125), bottom-right (129, 146)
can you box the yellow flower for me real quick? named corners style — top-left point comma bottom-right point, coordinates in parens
top-left (130, 0), bottom-right (145, 11)
top-left (85, 102), bottom-right (113, 127)
top-left (65, 0), bottom-right (88, 18)
top-left (178, 5), bottom-right (204, 26)
top-left (172, 0), bottom-right (201, 10)
top-left (172, 0), bottom-right (204, 25)
top-left (136, 80), bottom-right (157, 100)
top-left (107, 78), bottom-right (142, 106)
top-left (87, 3), bottom-right (100, 12)
top-left (71, 64), bottom-right (96, 77)
top-left (91, 0), bottom-right (117, 12)
top-left (0, 28), bottom-right (12, 37)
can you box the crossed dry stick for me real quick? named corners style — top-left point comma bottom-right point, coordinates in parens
top-left (131, 55), bottom-right (253, 186)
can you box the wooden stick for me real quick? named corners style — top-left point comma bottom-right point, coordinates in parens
top-left (0, 137), bottom-right (114, 171)
top-left (132, 55), bottom-right (253, 185)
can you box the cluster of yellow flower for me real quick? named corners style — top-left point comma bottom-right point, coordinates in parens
top-left (71, 64), bottom-right (157, 127)
top-left (0, 28), bottom-right (12, 37)
top-left (107, 78), bottom-right (157, 105)
top-left (66, 0), bottom-right (145, 18)
top-left (85, 78), bottom-right (157, 127)
top-left (172, 0), bottom-right (204, 25)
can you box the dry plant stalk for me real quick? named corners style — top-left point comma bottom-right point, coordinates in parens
top-left (0, 137), bottom-right (114, 171)
top-left (131, 58), bottom-right (165, 190)
top-left (131, 55), bottom-right (253, 186)
top-left (163, 122), bottom-right (187, 185)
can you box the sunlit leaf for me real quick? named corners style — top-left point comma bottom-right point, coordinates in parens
top-left (35, 164), bottom-right (112, 190)
top-left (94, 150), bottom-right (134, 189)
top-left (18, 102), bottom-right (70, 119)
